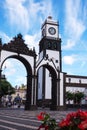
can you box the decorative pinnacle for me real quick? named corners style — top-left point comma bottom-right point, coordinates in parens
top-left (48, 16), bottom-right (52, 19)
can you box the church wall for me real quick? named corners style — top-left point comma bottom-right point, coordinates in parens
top-left (46, 50), bottom-right (60, 70)
top-left (59, 73), bottom-right (64, 106)
top-left (45, 69), bottom-right (51, 99)
top-left (20, 54), bottom-right (34, 73)
top-left (38, 67), bottom-right (43, 99)
top-left (66, 75), bottom-right (87, 85)
top-left (36, 51), bottom-right (43, 66)
top-left (0, 50), bottom-right (16, 67)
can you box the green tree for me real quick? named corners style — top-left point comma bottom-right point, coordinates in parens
top-left (0, 79), bottom-right (15, 97)
top-left (73, 91), bottom-right (84, 104)
top-left (66, 91), bottom-right (74, 101)
top-left (20, 84), bottom-right (26, 89)
top-left (66, 91), bottom-right (84, 105)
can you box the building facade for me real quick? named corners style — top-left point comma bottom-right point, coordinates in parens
top-left (36, 16), bottom-right (87, 110)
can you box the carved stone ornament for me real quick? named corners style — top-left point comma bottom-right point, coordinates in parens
top-left (1, 34), bottom-right (36, 57)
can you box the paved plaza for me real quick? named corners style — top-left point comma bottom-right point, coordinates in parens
top-left (0, 107), bottom-right (85, 130)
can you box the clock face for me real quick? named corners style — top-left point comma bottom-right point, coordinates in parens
top-left (48, 27), bottom-right (56, 35)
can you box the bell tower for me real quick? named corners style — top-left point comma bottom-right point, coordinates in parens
top-left (37, 17), bottom-right (64, 110)
top-left (39, 16), bottom-right (62, 71)
top-left (41, 16), bottom-right (59, 39)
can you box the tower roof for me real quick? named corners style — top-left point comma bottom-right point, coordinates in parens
top-left (41, 16), bottom-right (58, 29)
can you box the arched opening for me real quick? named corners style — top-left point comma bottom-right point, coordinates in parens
top-left (2, 59), bottom-right (26, 87)
top-left (37, 64), bottom-right (57, 110)
top-left (0, 55), bottom-right (32, 110)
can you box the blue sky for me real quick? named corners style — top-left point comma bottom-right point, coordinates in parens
top-left (0, 0), bottom-right (87, 87)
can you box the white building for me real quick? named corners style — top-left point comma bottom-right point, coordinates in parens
top-left (36, 16), bottom-right (87, 110)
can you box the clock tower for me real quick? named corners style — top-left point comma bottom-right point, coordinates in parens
top-left (37, 16), bottom-right (63, 109)
top-left (39, 16), bottom-right (62, 71)
top-left (41, 16), bottom-right (59, 39)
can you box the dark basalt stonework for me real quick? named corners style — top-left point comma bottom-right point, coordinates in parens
top-left (1, 34), bottom-right (36, 57)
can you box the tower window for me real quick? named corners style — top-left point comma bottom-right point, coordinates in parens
top-left (55, 60), bottom-right (58, 63)
top-left (79, 79), bottom-right (81, 83)
top-left (69, 78), bottom-right (71, 83)
top-left (47, 42), bottom-right (51, 49)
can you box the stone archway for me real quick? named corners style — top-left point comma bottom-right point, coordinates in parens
top-left (0, 34), bottom-right (37, 110)
top-left (37, 64), bottom-right (58, 110)
top-left (1, 55), bottom-right (32, 110)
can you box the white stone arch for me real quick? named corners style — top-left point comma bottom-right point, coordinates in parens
top-left (0, 50), bottom-right (34, 72)
top-left (36, 58), bottom-right (58, 74)
top-left (36, 58), bottom-right (59, 110)
top-left (0, 34), bottom-right (37, 110)
top-left (36, 57), bottom-right (65, 110)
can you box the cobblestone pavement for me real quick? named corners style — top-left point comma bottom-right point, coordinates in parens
top-left (0, 107), bottom-right (85, 130)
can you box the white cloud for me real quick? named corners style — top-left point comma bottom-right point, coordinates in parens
top-left (2, 60), bottom-right (16, 76)
top-left (0, 31), bottom-right (11, 43)
top-left (2, 60), bottom-right (13, 69)
top-left (62, 55), bottom-right (77, 65)
top-left (65, 0), bottom-right (85, 37)
top-left (63, 0), bottom-right (86, 50)
top-left (5, 0), bottom-right (29, 33)
top-left (6, 68), bottom-right (16, 77)
top-left (15, 76), bottom-right (26, 86)
top-left (28, 0), bottom-right (53, 30)
top-left (27, 0), bottom-right (53, 19)
top-left (4, 0), bottom-right (53, 34)
top-left (62, 39), bottom-right (75, 50)
top-left (2, 59), bottom-right (26, 86)
top-left (24, 32), bottom-right (40, 53)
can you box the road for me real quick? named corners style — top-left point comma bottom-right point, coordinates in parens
top-left (0, 108), bottom-right (40, 130)
top-left (0, 107), bottom-right (76, 130)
